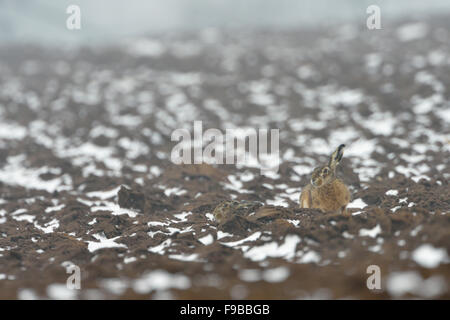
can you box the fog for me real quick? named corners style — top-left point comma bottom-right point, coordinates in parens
top-left (1, 0), bottom-right (450, 45)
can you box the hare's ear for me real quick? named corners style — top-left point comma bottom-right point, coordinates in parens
top-left (328, 144), bottom-right (345, 170)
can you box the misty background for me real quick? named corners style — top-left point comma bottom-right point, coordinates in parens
top-left (1, 0), bottom-right (450, 46)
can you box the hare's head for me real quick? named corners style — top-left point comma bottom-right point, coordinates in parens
top-left (310, 144), bottom-right (345, 188)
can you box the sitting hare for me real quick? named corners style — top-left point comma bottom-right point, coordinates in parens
top-left (299, 144), bottom-right (351, 214)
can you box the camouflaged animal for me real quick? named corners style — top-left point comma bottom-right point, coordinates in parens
top-left (213, 200), bottom-right (262, 223)
top-left (299, 144), bottom-right (351, 214)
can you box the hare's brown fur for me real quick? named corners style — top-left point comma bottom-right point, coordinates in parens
top-left (213, 200), bottom-right (261, 223)
top-left (299, 144), bottom-right (351, 214)
top-left (300, 178), bottom-right (350, 214)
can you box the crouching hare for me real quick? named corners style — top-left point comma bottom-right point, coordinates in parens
top-left (299, 144), bottom-right (351, 214)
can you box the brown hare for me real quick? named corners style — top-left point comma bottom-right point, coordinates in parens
top-left (299, 144), bottom-right (351, 214)
top-left (213, 200), bottom-right (262, 223)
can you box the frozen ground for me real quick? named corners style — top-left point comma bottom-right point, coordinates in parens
top-left (0, 16), bottom-right (449, 299)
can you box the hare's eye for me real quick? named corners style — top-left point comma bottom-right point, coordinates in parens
top-left (322, 168), bottom-right (329, 175)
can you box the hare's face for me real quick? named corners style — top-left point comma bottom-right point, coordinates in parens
top-left (309, 144), bottom-right (345, 187)
top-left (310, 166), bottom-right (334, 187)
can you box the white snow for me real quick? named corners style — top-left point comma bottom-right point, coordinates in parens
top-left (164, 187), bottom-right (187, 197)
top-left (239, 269), bottom-right (261, 282)
top-left (148, 239), bottom-right (172, 254)
top-left (0, 156), bottom-right (72, 193)
top-left (199, 234), bottom-right (214, 246)
top-left (86, 186), bottom-right (121, 200)
top-left (347, 198), bottom-right (368, 210)
top-left (91, 201), bottom-right (139, 218)
top-left (173, 211), bottom-right (192, 222)
top-left (385, 189), bottom-right (398, 196)
top-left (221, 232), bottom-right (261, 247)
top-left (132, 270), bottom-right (190, 294)
top-left (244, 234), bottom-right (300, 262)
top-left (127, 39), bottom-right (166, 57)
top-left (396, 23), bottom-right (428, 42)
top-left (34, 219), bottom-right (60, 233)
top-left (46, 283), bottom-right (77, 300)
top-left (87, 233), bottom-right (127, 252)
top-left (359, 224), bottom-right (381, 238)
top-left (0, 122), bottom-right (27, 140)
top-left (387, 272), bottom-right (447, 298)
top-left (217, 231), bottom-right (233, 240)
top-left (45, 204), bottom-right (66, 213)
top-left (298, 251), bottom-right (321, 264)
top-left (239, 267), bottom-right (290, 283)
top-left (262, 267), bottom-right (290, 283)
top-left (412, 244), bottom-right (449, 268)
top-left (168, 253), bottom-right (200, 262)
